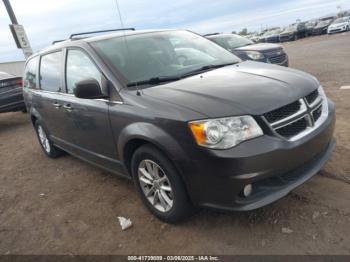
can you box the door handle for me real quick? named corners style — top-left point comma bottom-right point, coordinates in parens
top-left (52, 102), bottom-right (62, 108)
top-left (63, 104), bottom-right (73, 112)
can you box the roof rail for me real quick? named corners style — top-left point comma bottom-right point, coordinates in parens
top-left (203, 33), bottom-right (220, 37)
top-left (52, 39), bottom-right (66, 45)
top-left (69, 28), bottom-right (135, 39)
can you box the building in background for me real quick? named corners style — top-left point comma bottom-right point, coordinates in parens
top-left (0, 60), bottom-right (25, 76)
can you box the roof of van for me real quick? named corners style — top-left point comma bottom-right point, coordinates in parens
top-left (37, 29), bottom-right (177, 55)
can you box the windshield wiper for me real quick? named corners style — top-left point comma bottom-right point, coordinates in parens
top-left (126, 62), bottom-right (238, 87)
top-left (180, 62), bottom-right (238, 78)
top-left (127, 76), bottom-right (181, 87)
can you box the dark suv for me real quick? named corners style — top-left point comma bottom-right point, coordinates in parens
top-left (23, 29), bottom-right (335, 223)
top-left (279, 23), bottom-right (307, 42)
top-left (0, 72), bottom-right (25, 113)
top-left (312, 18), bottom-right (334, 35)
top-left (206, 34), bottom-right (288, 66)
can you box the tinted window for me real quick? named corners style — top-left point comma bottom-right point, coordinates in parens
top-left (334, 17), bottom-right (347, 23)
top-left (40, 51), bottom-right (63, 92)
top-left (66, 49), bottom-right (102, 94)
top-left (24, 56), bottom-right (39, 89)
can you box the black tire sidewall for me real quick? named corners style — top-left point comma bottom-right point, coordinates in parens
top-left (131, 145), bottom-right (193, 223)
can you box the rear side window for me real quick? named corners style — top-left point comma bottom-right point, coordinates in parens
top-left (40, 51), bottom-right (63, 92)
top-left (24, 56), bottom-right (39, 89)
top-left (66, 49), bottom-right (103, 94)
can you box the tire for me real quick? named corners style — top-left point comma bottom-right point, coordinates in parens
top-left (34, 121), bottom-right (64, 158)
top-left (131, 144), bottom-right (195, 223)
top-left (293, 34), bottom-right (298, 41)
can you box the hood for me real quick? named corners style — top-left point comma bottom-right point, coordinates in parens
top-left (235, 43), bottom-right (281, 52)
top-left (315, 22), bottom-right (331, 29)
top-left (143, 61), bottom-right (319, 118)
top-left (266, 34), bottom-right (280, 38)
top-left (281, 29), bottom-right (296, 35)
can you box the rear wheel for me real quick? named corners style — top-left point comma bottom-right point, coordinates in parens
top-left (34, 121), bottom-right (64, 158)
top-left (131, 144), bottom-right (195, 223)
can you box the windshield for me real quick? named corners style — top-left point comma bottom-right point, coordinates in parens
top-left (284, 25), bottom-right (297, 32)
top-left (91, 30), bottom-right (241, 85)
top-left (210, 34), bottom-right (254, 49)
top-left (318, 19), bottom-right (332, 26)
top-left (333, 17), bottom-right (347, 23)
top-left (306, 21), bottom-right (316, 27)
top-left (264, 29), bottom-right (281, 36)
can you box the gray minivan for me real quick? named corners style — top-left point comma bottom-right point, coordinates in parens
top-left (24, 29), bottom-right (335, 223)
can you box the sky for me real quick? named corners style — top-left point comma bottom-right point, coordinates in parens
top-left (0, 0), bottom-right (350, 62)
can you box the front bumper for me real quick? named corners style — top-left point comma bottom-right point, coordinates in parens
top-left (279, 34), bottom-right (294, 42)
top-left (328, 27), bottom-right (347, 34)
top-left (312, 28), bottom-right (327, 35)
top-left (179, 100), bottom-right (335, 211)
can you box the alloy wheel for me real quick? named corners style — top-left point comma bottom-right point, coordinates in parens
top-left (37, 125), bottom-right (51, 153)
top-left (138, 159), bottom-right (173, 212)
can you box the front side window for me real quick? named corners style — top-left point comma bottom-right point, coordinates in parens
top-left (65, 49), bottom-right (103, 94)
top-left (40, 51), bottom-right (63, 92)
top-left (334, 17), bottom-right (346, 23)
top-left (91, 30), bottom-right (241, 85)
top-left (24, 56), bottom-right (39, 89)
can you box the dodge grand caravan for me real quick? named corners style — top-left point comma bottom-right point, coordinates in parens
top-left (23, 29), bottom-right (335, 223)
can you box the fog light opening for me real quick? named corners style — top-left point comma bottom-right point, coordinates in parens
top-left (243, 184), bottom-right (253, 197)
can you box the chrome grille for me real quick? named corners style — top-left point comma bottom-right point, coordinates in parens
top-left (264, 100), bottom-right (301, 123)
top-left (269, 54), bottom-right (287, 64)
top-left (263, 88), bottom-right (326, 140)
top-left (312, 104), bottom-right (322, 122)
top-left (275, 117), bottom-right (308, 139)
top-left (305, 89), bottom-right (319, 104)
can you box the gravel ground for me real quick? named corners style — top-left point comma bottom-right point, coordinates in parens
top-left (0, 33), bottom-right (350, 255)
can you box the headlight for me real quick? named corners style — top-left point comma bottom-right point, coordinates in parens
top-left (189, 116), bottom-right (263, 149)
top-left (245, 51), bottom-right (264, 60)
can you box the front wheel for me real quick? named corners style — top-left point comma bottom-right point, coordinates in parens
top-left (34, 121), bottom-right (64, 158)
top-left (131, 144), bottom-right (195, 223)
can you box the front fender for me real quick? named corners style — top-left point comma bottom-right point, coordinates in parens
top-left (117, 122), bottom-right (189, 165)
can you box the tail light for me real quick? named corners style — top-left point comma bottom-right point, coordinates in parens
top-left (16, 78), bottom-right (23, 87)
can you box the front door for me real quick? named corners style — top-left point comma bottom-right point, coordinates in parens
top-left (60, 48), bottom-right (119, 170)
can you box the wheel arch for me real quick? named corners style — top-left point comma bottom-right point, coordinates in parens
top-left (117, 122), bottom-right (190, 181)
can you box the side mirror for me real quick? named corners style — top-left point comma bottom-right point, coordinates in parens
top-left (74, 78), bottom-right (108, 99)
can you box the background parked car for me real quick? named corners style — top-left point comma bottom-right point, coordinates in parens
top-left (0, 71), bottom-right (25, 113)
top-left (206, 33), bottom-right (288, 66)
top-left (305, 20), bottom-right (318, 36)
top-left (279, 22), bottom-right (307, 42)
top-left (312, 18), bottom-right (335, 35)
top-left (260, 29), bottom-right (282, 43)
top-left (327, 16), bottom-right (350, 34)
top-left (250, 32), bottom-right (264, 43)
